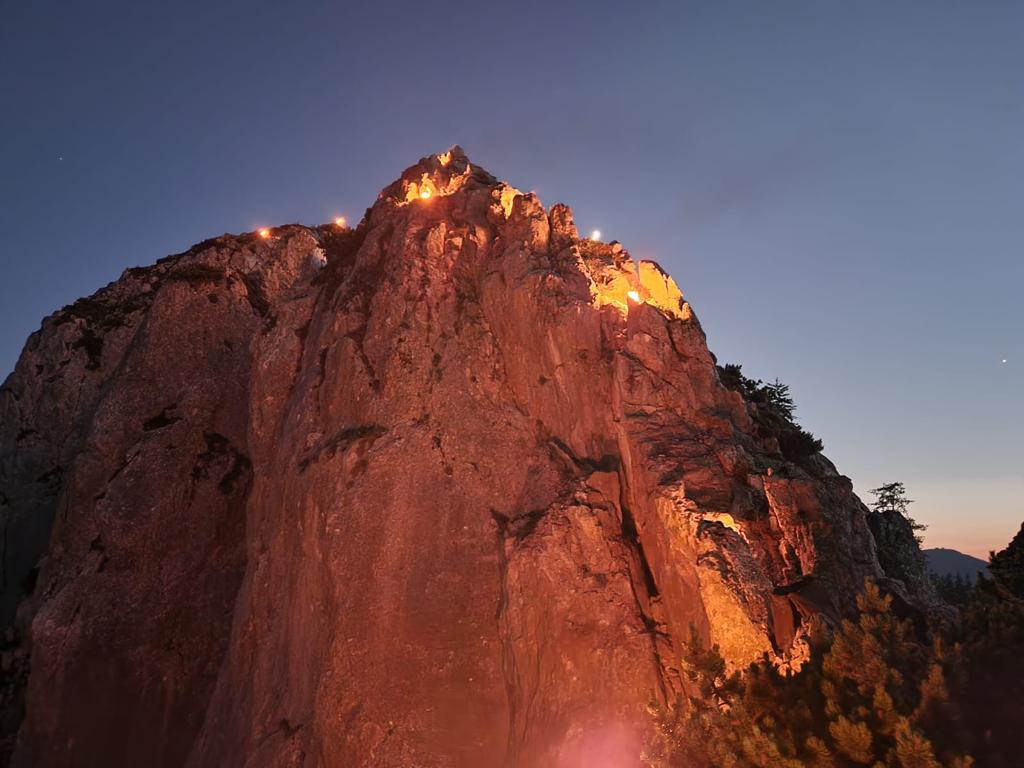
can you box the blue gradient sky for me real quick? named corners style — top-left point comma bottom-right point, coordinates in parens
top-left (2, 1), bottom-right (1021, 557)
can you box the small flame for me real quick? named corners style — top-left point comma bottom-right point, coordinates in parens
top-left (258, 228), bottom-right (271, 239)
top-left (627, 290), bottom-right (641, 303)
top-left (334, 216), bottom-right (346, 228)
top-left (420, 188), bottom-right (432, 200)
top-left (438, 151), bottom-right (452, 167)
top-left (590, 230), bottom-right (601, 241)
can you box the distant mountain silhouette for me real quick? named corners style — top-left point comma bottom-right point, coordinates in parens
top-left (925, 548), bottom-right (988, 582)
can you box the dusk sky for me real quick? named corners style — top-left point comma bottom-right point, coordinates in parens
top-left (2, 1), bottom-right (1020, 557)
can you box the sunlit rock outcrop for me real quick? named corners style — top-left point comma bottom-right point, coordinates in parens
top-left (0, 147), bottom-right (920, 767)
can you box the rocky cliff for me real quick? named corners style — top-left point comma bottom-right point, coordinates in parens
top-left (0, 148), bottom-right (921, 767)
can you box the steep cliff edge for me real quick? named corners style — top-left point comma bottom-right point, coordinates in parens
top-left (0, 148), bottom-right (924, 767)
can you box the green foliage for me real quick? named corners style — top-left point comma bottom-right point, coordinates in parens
top-left (817, 584), bottom-right (963, 764)
top-left (951, 527), bottom-right (1024, 765)
top-left (870, 481), bottom-right (913, 517)
top-left (653, 581), bottom-right (975, 768)
top-left (828, 716), bottom-right (873, 764)
top-left (988, 523), bottom-right (1024, 599)
top-left (718, 364), bottom-right (824, 460)
top-left (719, 365), bottom-right (796, 420)
top-left (871, 481), bottom-right (927, 544)
top-left (650, 628), bottom-right (818, 768)
top-left (930, 572), bottom-right (972, 606)
top-left (778, 427), bottom-right (825, 460)
top-left (763, 379), bottom-right (796, 420)
top-left (654, 521), bottom-right (1024, 768)
top-left (650, 524), bottom-right (1024, 767)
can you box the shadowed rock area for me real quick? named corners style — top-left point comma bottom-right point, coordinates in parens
top-left (0, 148), bottom-right (928, 767)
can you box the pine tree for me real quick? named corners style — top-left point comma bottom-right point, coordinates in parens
top-left (930, 572), bottom-right (973, 606)
top-left (763, 379), bottom-right (796, 420)
top-left (951, 523), bottom-right (1024, 765)
top-left (870, 481), bottom-right (927, 545)
top-left (718, 364), bottom-right (824, 459)
top-left (655, 526), bottom-right (1024, 767)
top-left (988, 522), bottom-right (1024, 598)
top-left (870, 481), bottom-right (913, 516)
top-left (658, 581), bottom-right (974, 767)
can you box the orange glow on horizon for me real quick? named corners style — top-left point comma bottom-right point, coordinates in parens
top-left (334, 216), bottom-right (346, 228)
top-left (258, 228), bottom-right (271, 239)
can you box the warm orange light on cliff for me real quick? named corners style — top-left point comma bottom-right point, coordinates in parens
top-left (438, 151), bottom-right (452, 167)
top-left (334, 216), bottom-right (346, 228)
top-left (627, 290), bottom-right (641, 303)
top-left (590, 229), bottom-right (601, 241)
top-left (258, 228), bottom-right (271, 239)
top-left (403, 172), bottom-right (440, 203)
top-left (499, 186), bottom-right (520, 218)
top-left (714, 513), bottom-right (741, 534)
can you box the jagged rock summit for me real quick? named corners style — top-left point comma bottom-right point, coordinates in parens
top-left (0, 148), bottom-right (917, 767)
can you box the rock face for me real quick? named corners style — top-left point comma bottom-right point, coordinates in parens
top-left (867, 509), bottom-right (934, 599)
top-left (0, 148), bottom-right (922, 766)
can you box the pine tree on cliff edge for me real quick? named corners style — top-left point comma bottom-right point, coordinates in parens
top-left (651, 581), bottom-right (973, 768)
top-left (871, 481), bottom-right (927, 545)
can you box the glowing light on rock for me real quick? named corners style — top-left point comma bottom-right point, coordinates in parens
top-left (627, 290), bottom-right (641, 303)
top-left (637, 260), bottom-right (687, 320)
top-left (498, 186), bottom-right (521, 218)
top-left (403, 173), bottom-right (437, 203)
top-left (590, 229), bottom-right (601, 241)
top-left (438, 151), bottom-right (452, 167)
top-left (709, 513), bottom-right (742, 535)
top-left (334, 216), bottom-right (346, 228)
top-left (258, 228), bottom-right (271, 239)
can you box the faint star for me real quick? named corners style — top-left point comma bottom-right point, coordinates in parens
top-left (1002, 359), bottom-right (1008, 364)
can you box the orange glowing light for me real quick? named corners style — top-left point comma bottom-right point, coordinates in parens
top-left (627, 290), bottom-right (641, 303)
top-left (590, 229), bottom-right (601, 241)
top-left (334, 216), bottom-right (347, 228)
top-left (420, 188), bottom-right (432, 200)
top-left (258, 228), bottom-right (271, 239)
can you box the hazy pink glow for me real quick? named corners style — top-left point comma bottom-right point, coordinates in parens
top-left (555, 722), bottom-right (643, 767)
top-left (877, 475), bottom-right (1023, 559)
top-left (913, 475), bottom-right (1024, 561)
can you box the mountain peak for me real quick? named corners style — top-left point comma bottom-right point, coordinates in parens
top-left (0, 151), bottom-right (933, 766)
top-left (375, 145), bottom-right (497, 207)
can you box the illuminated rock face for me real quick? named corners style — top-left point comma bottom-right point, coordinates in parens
top-left (1, 148), bottom-right (896, 766)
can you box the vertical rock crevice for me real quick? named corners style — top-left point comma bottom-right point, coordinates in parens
top-left (615, 477), bottom-right (673, 705)
top-left (489, 509), bottom-right (522, 767)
